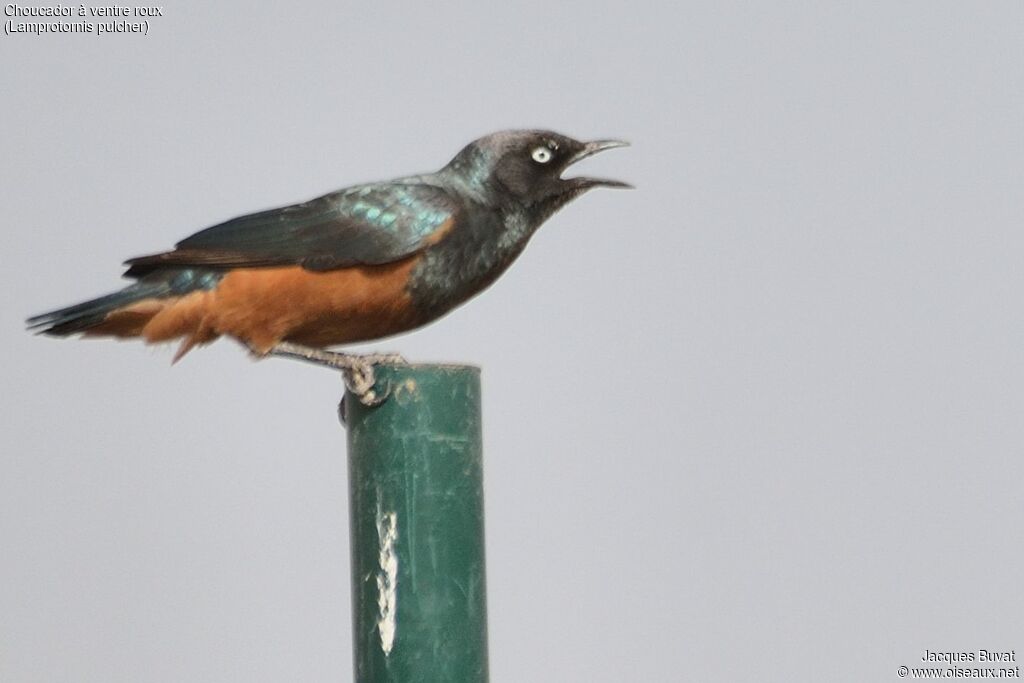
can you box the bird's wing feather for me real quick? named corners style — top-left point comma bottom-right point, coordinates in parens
top-left (123, 181), bottom-right (457, 277)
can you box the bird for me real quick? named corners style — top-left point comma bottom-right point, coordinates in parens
top-left (27, 130), bottom-right (630, 403)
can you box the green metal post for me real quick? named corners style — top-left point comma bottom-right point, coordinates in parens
top-left (344, 364), bottom-right (488, 683)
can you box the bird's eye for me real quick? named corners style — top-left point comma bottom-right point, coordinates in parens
top-left (531, 146), bottom-right (553, 164)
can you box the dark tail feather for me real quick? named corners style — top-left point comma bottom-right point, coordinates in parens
top-left (26, 281), bottom-right (174, 336)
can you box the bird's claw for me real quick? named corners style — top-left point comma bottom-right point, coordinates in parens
top-left (264, 342), bottom-right (406, 408)
top-left (338, 359), bottom-right (396, 425)
top-left (340, 352), bottom-right (406, 406)
top-left (341, 360), bottom-right (394, 407)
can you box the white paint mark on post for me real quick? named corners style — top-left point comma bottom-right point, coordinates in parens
top-left (376, 505), bottom-right (398, 656)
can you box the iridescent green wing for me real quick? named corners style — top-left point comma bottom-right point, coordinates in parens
top-left (124, 181), bottom-right (457, 277)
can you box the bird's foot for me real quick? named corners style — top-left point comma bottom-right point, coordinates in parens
top-left (264, 341), bottom-right (406, 406)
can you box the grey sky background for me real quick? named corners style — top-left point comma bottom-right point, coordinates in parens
top-left (2, 2), bottom-right (1022, 681)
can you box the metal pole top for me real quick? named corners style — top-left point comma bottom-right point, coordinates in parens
top-left (345, 361), bottom-right (489, 683)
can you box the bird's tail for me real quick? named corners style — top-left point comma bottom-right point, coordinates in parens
top-left (26, 269), bottom-right (224, 361)
top-left (27, 280), bottom-right (172, 337)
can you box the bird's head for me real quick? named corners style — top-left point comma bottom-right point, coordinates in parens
top-left (443, 130), bottom-right (630, 219)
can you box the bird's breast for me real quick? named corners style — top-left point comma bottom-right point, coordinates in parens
top-left (406, 209), bottom-right (535, 315)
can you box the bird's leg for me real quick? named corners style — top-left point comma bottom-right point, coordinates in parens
top-left (263, 341), bottom-right (405, 406)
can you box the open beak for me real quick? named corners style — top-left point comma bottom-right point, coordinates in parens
top-left (563, 139), bottom-right (632, 189)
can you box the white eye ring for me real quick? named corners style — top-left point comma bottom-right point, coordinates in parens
top-left (531, 146), bottom-right (553, 164)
